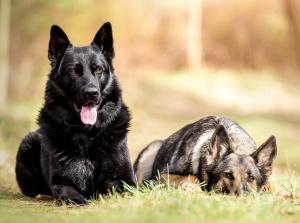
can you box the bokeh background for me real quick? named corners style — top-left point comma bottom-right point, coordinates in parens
top-left (0, 0), bottom-right (300, 192)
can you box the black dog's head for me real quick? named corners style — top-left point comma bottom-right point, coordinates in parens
top-left (206, 125), bottom-right (277, 196)
top-left (48, 22), bottom-right (115, 125)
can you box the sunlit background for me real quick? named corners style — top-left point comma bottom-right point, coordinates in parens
top-left (1, 0), bottom-right (300, 191)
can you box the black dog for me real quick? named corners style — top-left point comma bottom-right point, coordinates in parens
top-left (15, 22), bottom-right (136, 205)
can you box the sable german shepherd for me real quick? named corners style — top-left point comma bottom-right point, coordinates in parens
top-left (134, 116), bottom-right (277, 196)
top-left (15, 22), bottom-right (136, 205)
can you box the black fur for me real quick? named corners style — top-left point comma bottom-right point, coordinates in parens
top-left (15, 22), bottom-right (136, 205)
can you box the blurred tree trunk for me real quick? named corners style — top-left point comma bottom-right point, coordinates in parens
top-left (0, 0), bottom-right (10, 112)
top-left (283, 0), bottom-right (300, 65)
top-left (187, 0), bottom-right (202, 73)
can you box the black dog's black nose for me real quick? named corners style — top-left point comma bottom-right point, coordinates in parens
top-left (83, 88), bottom-right (99, 101)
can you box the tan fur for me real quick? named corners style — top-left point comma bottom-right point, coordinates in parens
top-left (261, 182), bottom-right (272, 192)
top-left (160, 174), bottom-right (202, 192)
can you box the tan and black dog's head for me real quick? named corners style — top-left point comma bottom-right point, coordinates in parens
top-left (206, 125), bottom-right (277, 196)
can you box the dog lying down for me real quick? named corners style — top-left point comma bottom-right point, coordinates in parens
top-left (134, 116), bottom-right (277, 196)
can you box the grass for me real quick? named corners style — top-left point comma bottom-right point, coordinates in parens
top-left (1, 68), bottom-right (300, 222)
top-left (0, 178), bottom-right (299, 223)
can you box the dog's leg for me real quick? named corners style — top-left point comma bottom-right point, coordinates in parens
top-left (51, 185), bottom-right (88, 205)
top-left (15, 132), bottom-right (51, 197)
top-left (101, 171), bottom-right (136, 194)
top-left (160, 174), bottom-right (202, 191)
top-left (99, 139), bottom-right (137, 194)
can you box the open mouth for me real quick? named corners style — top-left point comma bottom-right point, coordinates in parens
top-left (74, 101), bottom-right (99, 125)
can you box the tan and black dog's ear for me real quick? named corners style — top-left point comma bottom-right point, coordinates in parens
top-left (48, 25), bottom-right (71, 65)
top-left (92, 22), bottom-right (115, 60)
top-left (251, 135), bottom-right (277, 178)
top-left (208, 125), bottom-right (234, 164)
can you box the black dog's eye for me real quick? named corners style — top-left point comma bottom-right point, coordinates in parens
top-left (94, 67), bottom-right (104, 76)
top-left (247, 176), bottom-right (255, 183)
top-left (67, 68), bottom-right (76, 78)
top-left (224, 172), bottom-right (234, 180)
top-left (67, 64), bottom-right (82, 78)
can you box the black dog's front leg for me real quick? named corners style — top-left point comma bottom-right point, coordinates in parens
top-left (99, 140), bottom-right (137, 194)
top-left (40, 139), bottom-right (90, 205)
top-left (51, 185), bottom-right (88, 205)
top-left (103, 179), bottom-right (124, 193)
top-left (103, 175), bottom-right (136, 193)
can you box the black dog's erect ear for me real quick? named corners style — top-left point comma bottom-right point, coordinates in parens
top-left (251, 135), bottom-right (277, 178)
top-left (92, 22), bottom-right (115, 60)
top-left (207, 125), bottom-right (234, 165)
top-left (48, 25), bottom-right (71, 65)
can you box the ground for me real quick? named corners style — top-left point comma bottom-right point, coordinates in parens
top-left (0, 68), bottom-right (300, 223)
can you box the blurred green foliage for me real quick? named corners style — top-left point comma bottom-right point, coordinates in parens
top-left (6, 0), bottom-right (300, 100)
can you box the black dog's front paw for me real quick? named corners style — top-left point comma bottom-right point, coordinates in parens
top-left (61, 193), bottom-right (89, 205)
top-left (52, 185), bottom-right (89, 205)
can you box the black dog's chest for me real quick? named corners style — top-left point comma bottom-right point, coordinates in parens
top-left (61, 158), bottom-right (95, 193)
top-left (59, 133), bottom-right (115, 194)
top-left (71, 134), bottom-right (95, 156)
top-left (54, 135), bottom-right (94, 193)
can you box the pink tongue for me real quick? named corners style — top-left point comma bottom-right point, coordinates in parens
top-left (80, 106), bottom-right (97, 125)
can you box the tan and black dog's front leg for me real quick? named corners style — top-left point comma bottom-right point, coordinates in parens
top-left (159, 174), bottom-right (202, 191)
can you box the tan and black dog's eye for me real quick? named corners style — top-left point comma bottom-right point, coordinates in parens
top-left (247, 175), bottom-right (255, 183)
top-left (94, 66), bottom-right (104, 76)
top-left (224, 172), bottom-right (234, 180)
